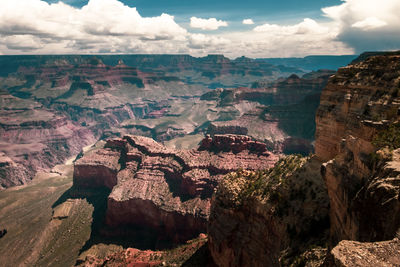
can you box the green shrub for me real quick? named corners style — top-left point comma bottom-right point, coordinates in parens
top-left (372, 122), bottom-right (400, 150)
top-left (216, 155), bottom-right (306, 208)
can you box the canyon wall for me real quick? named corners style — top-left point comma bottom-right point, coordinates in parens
top-left (315, 52), bottom-right (400, 243)
top-left (73, 134), bottom-right (279, 242)
top-left (208, 52), bottom-right (400, 266)
top-left (208, 156), bottom-right (329, 267)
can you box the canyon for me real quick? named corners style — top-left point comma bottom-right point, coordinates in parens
top-left (207, 51), bottom-right (400, 266)
top-left (4, 52), bottom-right (399, 266)
top-left (0, 55), bottom-right (335, 190)
top-left (74, 134), bottom-right (278, 243)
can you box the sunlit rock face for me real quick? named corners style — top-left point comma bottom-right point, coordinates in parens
top-left (330, 238), bottom-right (400, 267)
top-left (73, 134), bottom-right (279, 242)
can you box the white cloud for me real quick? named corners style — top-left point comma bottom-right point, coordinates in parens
top-left (188, 33), bottom-right (230, 49)
top-left (322, 0), bottom-right (400, 52)
top-left (254, 18), bottom-right (328, 35)
top-left (190, 17), bottom-right (228, 30)
top-left (3, 35), bottom-right (44, 51)
top-left (242, 19), bottom-right (254, 25)
top-left (217, 18), bottom-right (350, 58)
top-left (0, 0), bottom-right (398, 57)
top-left (351, 17), bottom-right (387, 30)
top-left (0, 0), bottom-right (187, 53)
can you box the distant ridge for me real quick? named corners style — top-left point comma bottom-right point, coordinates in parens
top-left (350, 50), bottom-right (400, 64)
top-left (256, 55), bottom-right (358, 71)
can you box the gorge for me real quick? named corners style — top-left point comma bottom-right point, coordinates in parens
top-left (0, 52), bottom-right (399, 266)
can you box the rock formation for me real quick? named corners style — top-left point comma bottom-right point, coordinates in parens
top-left (0, 91), bottom-right (97, 188)
top-left (208, 155), bottom-right (329, 267)
top-left (76, 234), bottom-right (212, 267)
top-left (315, 52), bottom-right (400, 243)
top-left (330, 238), bottom-right (400, 267)
top-left (73, 134), bottom-right (278, 242)
top-left (203, 71), bottom-right (334, 155)
top-left (207, 52), bottom-right (400, 266)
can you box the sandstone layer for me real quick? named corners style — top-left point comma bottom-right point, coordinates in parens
top-left (315, 53), bottom-right (400, 243)
top-left (74, 134), bottom-right (278, 242)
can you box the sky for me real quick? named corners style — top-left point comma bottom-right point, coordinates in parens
top-left (0, 0), bottom-right (399, 58)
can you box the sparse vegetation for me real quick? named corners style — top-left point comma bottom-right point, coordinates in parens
top-left (372, 122), bottom-right (400, 150)
top-left (216, 155), bottom-right (307, 208)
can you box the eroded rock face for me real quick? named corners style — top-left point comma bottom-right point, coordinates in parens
top-left (315, 53), bottom-right (400, 243)
top-left (330, 238), bottom-right (400, 267)
top-left (208, 156), bottom-right (329, 267)
top-left (204, 71), bottom-right (333, 155)
top-left (0, 93), bottom-right (97, 188)
top-left (73, 148), bottom-right (121, 189)
top-left (198, 134), bottom-right (268, 154)
top-left (0, 152), bottom-right (31, 189)
top-left (73, 134), bottom-right (278, 242)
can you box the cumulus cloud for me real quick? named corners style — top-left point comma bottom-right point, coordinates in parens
top-left (322, 0), bottom-right (400, 53)
top-left (216, 17), bottom-right (350, 58)
top-left (190, 17), bottom-right (228, 30)
top-left (242, 19), bottom-right (254, 25)
top-left (188, 33), bottom-right (230, 49)
top-left (352, 17), bottom-right (387, 30)
top-left (3, 35), bottom-right (44, 51)
top-left (0, 0), bottom-right (399, 57)
top-left (0, 0), bottom-right (187, 53)
top-left (254, 18), bottom-right (328, 35)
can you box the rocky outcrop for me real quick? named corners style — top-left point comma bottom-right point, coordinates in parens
top-left (73, 134), bottom-right (278, 242)
top-left (330, 238), bottom-right (400, 267)
top-left (76, 234), bottom-right (213, 267)
top-left (315, 52), bottom-right (400, 243)
top-left (208, 156), bottom-right (329, 267)
top-left (198, 134), bottom-right (267, 153)
top-left (73, 148), bottom-right (121, 189)
top-left (0, 153), bottom-right (31, 189)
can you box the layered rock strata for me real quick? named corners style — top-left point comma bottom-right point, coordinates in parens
top-left (73, 134), bottom-right (278, 242)
top-left (207, 52), bottom-right (400, 266)
top-left (0, 92), bottom-right (96, 188)
top-left (315, 53), bottom-right (400, 243)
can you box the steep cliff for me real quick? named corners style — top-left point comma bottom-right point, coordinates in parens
top-left (207, 52), bottom-right (400, 266)
top-left (208, 155), bottom-right (329, 267)
top-left (204, 71), bottom-right (333, 155)
top-left (315, 52), bottom-right (400, 243)
top-left (73, 134), bottom-right (279, 243)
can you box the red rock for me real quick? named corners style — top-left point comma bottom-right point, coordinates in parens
top-left (198, 134), bottom-right (268, 154)
top-left (74, 134), bottom-right (278, 242)
top-left (73, 148), bottom-right (121, 189)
